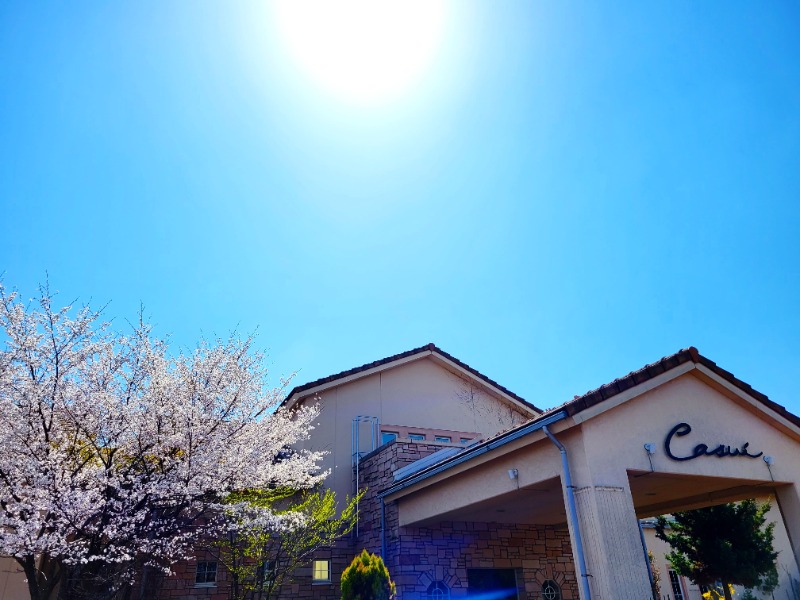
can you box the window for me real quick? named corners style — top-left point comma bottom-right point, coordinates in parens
top-left (408, 433), bottom-right (426, 441)
top-left (312, 559), bottom-right (331, 583)
top-left (426, 581), bottom-right (450, 599)
top-left (260, 560), bottom-right (275, 586)
top-left (434, 435), bottom-right (451, 443)
top-left (460, 437), bottom-right (472, 444)
top-left (541, 580), bottom-right (561, 600)
top-left (381, 431), bottom-right (398, 445)
top-left (195, 561), bottom-right (217, 586)
top-left (669, 571), bottom-right (685, 600)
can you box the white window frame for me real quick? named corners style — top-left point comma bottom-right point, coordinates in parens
top-left (541, 579), bottom-right (561, 600)
top-left (426, 581), bottom-right (450, 599)
top-left (260, 559), bottom-right (276, 587)
top-left (195, 561), bottom-right (218, 587)
top-left (669, 570), bottom-right (685, 600)
top-left (312, 559), bottom-right (331, 584)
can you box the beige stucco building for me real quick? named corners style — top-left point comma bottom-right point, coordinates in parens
top-left (0, 558), bottom-right (27, 600)
top-left (281, 344), bottom-right (800, 600)
top-left (4, 344), bottom-right (799, 600)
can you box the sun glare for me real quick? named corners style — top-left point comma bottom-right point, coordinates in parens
top-left (272, 0), bottom-right (447, 105)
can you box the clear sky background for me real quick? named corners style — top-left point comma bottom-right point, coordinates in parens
top-left (2, 2), bottom-right (799, 416)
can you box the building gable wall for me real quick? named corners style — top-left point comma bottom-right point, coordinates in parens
top-left (294, 356), bottom-right (532, 502)
top-left (578, 371), bottom-right (800, 485)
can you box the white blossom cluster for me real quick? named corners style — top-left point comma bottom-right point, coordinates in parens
top-left (0, 284), bottom-right (324, 583)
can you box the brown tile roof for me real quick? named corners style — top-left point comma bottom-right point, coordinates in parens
top-left (383, 347), bottom-right (800, 494)
top-left (546, 346), bottom-right (800, 429)
top-left (284, 343), bottom-right (542, 413)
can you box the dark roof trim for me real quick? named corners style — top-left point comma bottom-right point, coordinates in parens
top-left (381, 347), bottom-right (800, 497)
top-left (284, 343), bottom-right (541, 413)
top-left (562, 347), bottom-right (800, 429)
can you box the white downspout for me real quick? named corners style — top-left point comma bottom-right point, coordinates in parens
top-left (543, 425), bottom-right (593, 600)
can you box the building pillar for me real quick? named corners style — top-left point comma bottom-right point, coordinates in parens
top-left (568, 481), bottom-right (653, 600)
top-left (776, 483), bottom-right (800, 573)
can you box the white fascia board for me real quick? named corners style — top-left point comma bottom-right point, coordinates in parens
top-left (570, 361), bottom-right (696, 424)
top-left (382, 411), bottom-right (571, 502)
top-left (284, 350), bottom-right (433, 408)
top-left (694, 364), bottom-right (800, 439)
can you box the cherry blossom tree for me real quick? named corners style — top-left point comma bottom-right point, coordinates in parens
top-left (0, 283), bottom-right (324, 600)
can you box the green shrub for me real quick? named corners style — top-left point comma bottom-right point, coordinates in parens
top-left (340, 550), bottom-right (396, 600)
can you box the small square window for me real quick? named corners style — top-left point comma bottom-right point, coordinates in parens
top-left (381, 431), bottom-right (398, 445)
top-left (434, 436), bottom-right (451, 443)
top-left (195, 561), bottom-right (217, 586)
top-left (312, 559), bottom-right (331, 583)
top-left (408, 433), bottom-right (425, 441)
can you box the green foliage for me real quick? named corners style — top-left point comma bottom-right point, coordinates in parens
top-left (340, 550), bottom-right (396, 600)
top-left (740, 589), bottom-right (757, 600)
top-left (758, 566), bottom-right (778, 594)
top-left (648, 550), bottom-right (662, 600)
top-left (655, 500), bottom-right (778, 600)
top-left (213, 487), bottom-right (362, 600)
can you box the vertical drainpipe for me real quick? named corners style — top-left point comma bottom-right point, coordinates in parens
top-left (639, 520), bottom-right (655, 596)
top-left (380, 497), bottom-right (386, 559)
top-left (543, 425), bottom-right (593, 600)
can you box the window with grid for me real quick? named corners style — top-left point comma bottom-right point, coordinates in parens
top-left (669, 571), bottom-right (684, 600)
top-left (195, 561), bottom-right (217, 586)
top-left (312, 559), bottom-right (331, 583)
top-left (260, 560), bottom-right (276, 586)
top-left (541, 579), bottom-right (561, 600)
top-left (426, 581), bottom-right (450, 599)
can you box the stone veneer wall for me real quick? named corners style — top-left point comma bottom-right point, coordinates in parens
top-left (152, 535), bottom-right (356, 600)
top-left (357, 442), bottom-right (579, 600)
top-left (153, 440), bottom-right (578, 600)
top-left (151, 556), bottom-right (230, 600)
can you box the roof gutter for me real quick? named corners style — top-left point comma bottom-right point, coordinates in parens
top-left (379, 410), bottom-right (569, 499)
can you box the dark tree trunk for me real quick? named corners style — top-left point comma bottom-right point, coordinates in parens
top-left (57, 561), bottom-right (127, 600)
top-left (722, 581), bottom-right (733, 600)
top-left (18, 554), bottom-right (61, 600)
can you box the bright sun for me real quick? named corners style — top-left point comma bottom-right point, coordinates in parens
top-left (271, 0), bottom-right (447, 105)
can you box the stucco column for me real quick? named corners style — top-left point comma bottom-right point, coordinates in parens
top-left (776, 483), bottom-right (800, 572)
top-left (567, 480), bottom-right (653, 600)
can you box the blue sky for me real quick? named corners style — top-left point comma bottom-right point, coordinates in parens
top-left (2, 2), bottom-right (799, 416)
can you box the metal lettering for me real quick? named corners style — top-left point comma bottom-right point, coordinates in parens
top-left (664, 422), bottom-right (763, 461)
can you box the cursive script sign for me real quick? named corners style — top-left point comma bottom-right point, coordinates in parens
top-left (664, 422), bottom-right (763, 462)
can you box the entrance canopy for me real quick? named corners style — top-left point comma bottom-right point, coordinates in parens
top-left (381, 348), bottom-right (800, 600)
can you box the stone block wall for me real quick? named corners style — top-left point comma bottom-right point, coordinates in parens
top-left (357, 442), bottom-right (579, 600)
top-left (151, 557), bottom-right (230, 600)
top-left (153, 440), bottom-right (578, 600)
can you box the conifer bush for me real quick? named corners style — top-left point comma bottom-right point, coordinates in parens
top-left (340, 549), bottom-right (396, 600)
